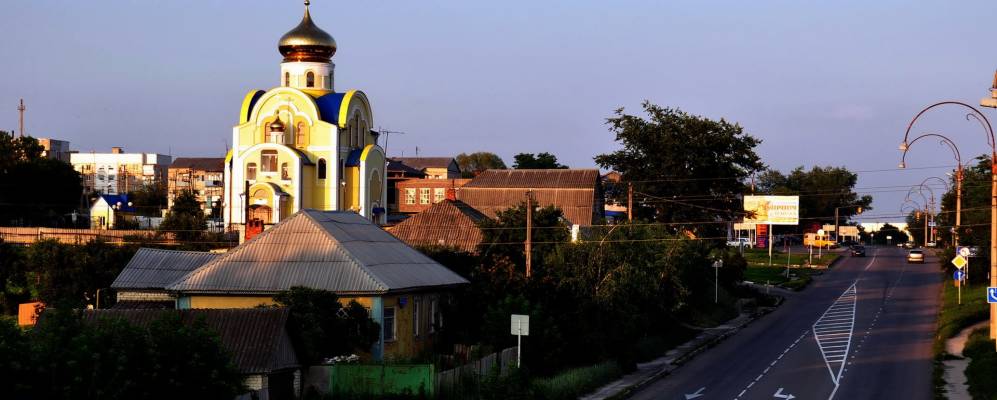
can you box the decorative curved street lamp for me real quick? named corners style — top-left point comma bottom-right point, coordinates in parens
top-left (899, 100), bottom-right (997, 341)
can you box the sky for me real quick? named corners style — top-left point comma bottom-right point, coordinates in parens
top-left (3, 0), bottom-right (996, 221)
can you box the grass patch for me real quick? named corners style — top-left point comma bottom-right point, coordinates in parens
top-left (962, 328), bottom-right (997, 400)
top-left (931, 262), bottom-right (989, 399)
top-left (743, 266), bottom-right (816, 290)
top-left (934, 278), bottom-right (988, 355)
top-left (531, 361), bottom-right (623, 400)
top-left (741, 248), bottom-right (838, 268)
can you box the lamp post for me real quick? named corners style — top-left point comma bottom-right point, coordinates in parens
top-left (920, 176), bottom-right (951, 245)
top-left (834, 204), bottom-right (864, 244)
top-left (901, 101), bottom-right (996, 341)
top-left (907, 187), bottom-right (931, 247)
top-left (900, 132), bottom-right (963, 248)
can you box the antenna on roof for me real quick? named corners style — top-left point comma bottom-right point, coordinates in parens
top-left (377, 126), bottom-right (406, 157)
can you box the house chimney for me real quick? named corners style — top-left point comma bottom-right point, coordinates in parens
top-left (111, 147), bottom-right (124, 154)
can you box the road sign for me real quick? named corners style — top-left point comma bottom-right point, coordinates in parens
top-left (954, 270), bottom-right (965, 281)
top-left (929, 221), bottom-right (937, 227)
top-left (511, 314), bottom-right (529, 335)
top-left (988, 288), bottom-right (997, 303)
top-left (959, 246), bottom-right (971, 258)
top-left (952, 255), bottom-right (968, 270)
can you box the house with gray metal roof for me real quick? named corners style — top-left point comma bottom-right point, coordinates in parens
top-left (110, 248), bottom-right (219, 309)
top-left (161, 209), bottom-right (468, 360)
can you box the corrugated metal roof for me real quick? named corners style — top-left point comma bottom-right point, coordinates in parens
top-left (83, 308), bottom-right (297, 374)
top-left (111, 248), bottom-right (219, 290)
top-left (463, 169), bottom-right (600, 189)
top-left (388, 200), bottom-right (486, 253)
top-left (168, 210), bottom-right (468, 295)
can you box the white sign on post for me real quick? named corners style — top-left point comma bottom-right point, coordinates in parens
top-left (511, 314), bottom-right (529, 368)
top-left (511, 314), bottom-right (530, 335)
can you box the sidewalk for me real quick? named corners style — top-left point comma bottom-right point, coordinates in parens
top-left (579, 311), bottom-right (765, 400)
top-left (942, 320), bottom-right (988, 400)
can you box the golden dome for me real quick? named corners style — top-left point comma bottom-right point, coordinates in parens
top-left (269, 113), bottom-right (285, 132)
top-left (278, 1), bottom-right (337, 62)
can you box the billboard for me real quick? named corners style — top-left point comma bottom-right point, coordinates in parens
top-left (743, 195), bottom-right (800, 225)
top-left (756, 224), bottom-right (768, 248)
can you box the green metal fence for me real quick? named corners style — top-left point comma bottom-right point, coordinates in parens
top-left (329, 364), bottom-right (435, 398)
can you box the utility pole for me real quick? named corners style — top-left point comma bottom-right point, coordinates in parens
top-left (525, 190), bottom-right (533, 278)
top-left (627, 182), bottom-right (633, 222)
top-left (17, 99), bottom-right (26, 137)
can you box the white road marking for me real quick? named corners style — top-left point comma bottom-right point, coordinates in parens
top-left (684, 387), bottom-right (705, 399)
top-left (773, 387), bottom-right (797, 399)
top-left (813, 282), bottom-right (857, 392)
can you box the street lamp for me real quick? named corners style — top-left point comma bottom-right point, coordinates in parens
top-left (905, 189), bottom-right (930, 247)
top-left (899, 133), bottom-right (963, 248)
top-left (902, 100), bottom-right (997, 341)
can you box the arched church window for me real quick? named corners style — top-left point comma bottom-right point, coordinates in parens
top-left (281, 162), bottom-right (290, 180)
top-left (318, 158), bottom-right (327, 179)
top-left (261, 150), bottom-right (278, 172)
top-left (296, 122), bottom-right (306, 146)
top-left (247, 163), bottom-right (257, 180)
top-left (306, 71), bottom-right (315, 88)
top-left (328, 73), bottom-right (333, 89)
top-left (284, 72), bottom-right (290, 87)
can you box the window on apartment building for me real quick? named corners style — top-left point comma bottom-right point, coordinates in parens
top-left (318, 159), bottom-right (327, 179)
top-left (413, 297), bottom-right (421, 337)
top-left (420, 188), bottom-right (430, 204)
top-left (430, 298), bottom-right (438, 333)
top-left (261, 150), bottom-right (278, 172)
top-left (246, 163), bottom-right (257, 180)
top-left (383, 307), bottom-right (396, 342)
top-left (306, 71), bottom-right (315, 88)
top-left (405, 189), bottom-right (416, 205)
top-left (433, 188), bottom-right (445, 203)
top-left (281, 163), bottom-right (290, 180)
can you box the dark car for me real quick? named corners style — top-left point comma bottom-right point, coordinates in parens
top-left (850, 245), bottom-right (866, 257)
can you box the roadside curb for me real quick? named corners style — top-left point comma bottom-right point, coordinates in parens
top-left (600, 304), bottom-right (781, 400)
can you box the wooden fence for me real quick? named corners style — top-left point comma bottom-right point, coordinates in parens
top-left (436, 346), bottom-right (517, 398)
top-left (0, 227), bottom-right (173, 245)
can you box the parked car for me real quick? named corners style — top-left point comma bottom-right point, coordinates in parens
top-left (926, 242), bottom-right (937, 248)
top-left (907, 249), bottom-right (924, 263)
top-left (850, 245), bottom-right (866, 257)
top-left (727, 238), bottom-right (752, 248)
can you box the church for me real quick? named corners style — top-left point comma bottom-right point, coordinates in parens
top-left (224, 1), bottom-right (386, 237)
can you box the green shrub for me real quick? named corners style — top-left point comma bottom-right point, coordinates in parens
top-left (531, 362), bottom-right (623, 400)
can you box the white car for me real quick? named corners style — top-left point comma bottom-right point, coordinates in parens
top-left (727, 238), bottom-right (752, 248)
top-left (907, 249), bottom-right (924, 263)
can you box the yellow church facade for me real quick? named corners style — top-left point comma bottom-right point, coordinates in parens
top-left (224, 1), bottom-right (387, 234)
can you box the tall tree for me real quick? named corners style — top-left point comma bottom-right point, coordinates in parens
top-left (158, 190), bottom-right (207, 241)
top-left (273, 287), bottom-right (380, 364)
top-left (0, 135), bottom-right (81, 227)
top-left (595, 102), bottom-right (764, 234)
top-left (512, 152), bottom-right (568, 169)
top-left (456, 152), bottom-right (507, 178)
top-left (128, 182), bottom-right (168, 218)
top-left (756, 166), bottom-right (873, 231)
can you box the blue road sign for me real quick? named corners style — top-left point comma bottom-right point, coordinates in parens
top-left (988, 287), bottom-right (997, 303)
top-left (954, 270), bottom-right (965, 281)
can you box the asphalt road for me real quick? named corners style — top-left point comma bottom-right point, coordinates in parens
top-left (631, 246), bottom-right (942, 400)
